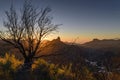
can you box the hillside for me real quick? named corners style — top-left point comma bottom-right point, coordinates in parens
top-left (37, 37), bottom-right (84, 65)
top-left (0, 37), bottom-right (85, 65)
top-left (81, 39), bottom-right (120, 70)
top-left (0, 38), bottom-right (120, 76)
top-left (83, 39), bottom-right (120, 53)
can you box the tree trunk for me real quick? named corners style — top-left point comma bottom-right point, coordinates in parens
top-left (22, 57), bottom-right (33, 70)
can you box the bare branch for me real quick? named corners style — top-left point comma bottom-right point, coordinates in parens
top-left (0, 0), bottom-right (59, 66)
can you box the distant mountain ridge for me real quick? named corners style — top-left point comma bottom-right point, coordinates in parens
top-left (1, 38), bottom-right (120, 65)
top-left (0, 38), bottom-right (120, 70)
top-left (83, 39), bottom-right (120, 53)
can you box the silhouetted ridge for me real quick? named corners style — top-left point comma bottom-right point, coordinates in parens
top-left (83, 38), bottom-right (120, 53)
top-left (84, 39), bottom-right (120, 47)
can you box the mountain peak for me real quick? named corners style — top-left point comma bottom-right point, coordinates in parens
top-left (52, 36), bottom-right (61, 42)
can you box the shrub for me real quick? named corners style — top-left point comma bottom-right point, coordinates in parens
top-left (0, 53), bottom-right (22, 80)
top-left (32, 59), bottom-right (74, 80)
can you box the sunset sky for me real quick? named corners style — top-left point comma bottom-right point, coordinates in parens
top-left (0, 0), bottom-right (120, 43)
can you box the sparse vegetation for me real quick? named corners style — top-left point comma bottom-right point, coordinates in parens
top-left (0, 53), bottom-right (93, 80)
top-left (0, 53), bottom-right (119, 80)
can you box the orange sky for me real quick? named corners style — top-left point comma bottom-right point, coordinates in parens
top-left (45, 31), bottom-right (120, 44)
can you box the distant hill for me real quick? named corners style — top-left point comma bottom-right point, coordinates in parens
top-left (0, 40), bottom-right (14, 55)
top-left (82, 39), bottom-right (120, 70)
top-left (83, 39), bottom-right (120, 53)
top-left (39, 37), bottom-right (67, 55)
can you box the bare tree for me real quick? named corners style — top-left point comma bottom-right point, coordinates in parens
top-left (0, 0), bottom-right (58, 69)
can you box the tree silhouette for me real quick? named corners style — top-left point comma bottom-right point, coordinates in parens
top-left (0, 0), bottom-right (58, 70)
